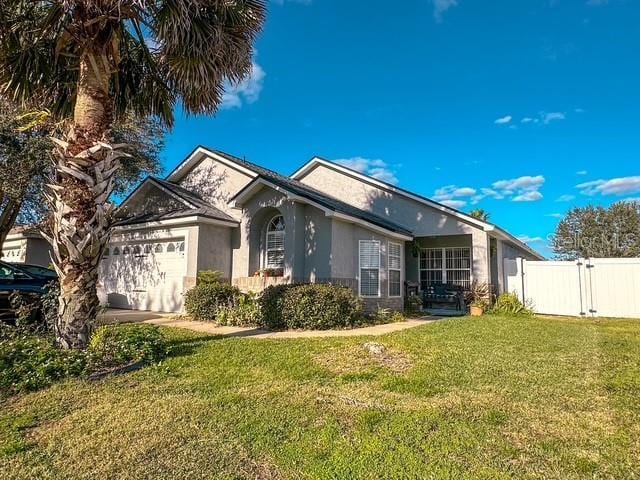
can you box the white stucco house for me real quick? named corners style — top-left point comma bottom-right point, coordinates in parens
top-left (97, 146), bottom-right (543, 313)
top-left (1, 226), bottom-right (51, 266)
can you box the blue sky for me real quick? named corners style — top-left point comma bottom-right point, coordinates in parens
top-left (161, 0), bottom-right (640, 258)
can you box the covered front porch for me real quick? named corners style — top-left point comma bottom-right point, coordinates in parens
top-left (404, 233), bottom-right (497, 314)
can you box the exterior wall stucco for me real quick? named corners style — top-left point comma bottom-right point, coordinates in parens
top-left (123, 183), bottom-right (184, 217)
top-left (303, 206), bottom-right (332, 280)
top-left (25, 238), bottom-right (52, 267)
top-left (233, 187), bottom-right (302, 279)
top-left (2, 236), bottom-right (52, 267)
top-left (196, 223), bottom-right (233, 281)
top-left (299, 165), bottom-right (480, 237)
top-left (233, 184), bottom-right (405, 312)
top-left (177, 156), bottom-right (254, 216)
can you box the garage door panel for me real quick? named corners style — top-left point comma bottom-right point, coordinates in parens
top-left (99, 238), bottom-right (186, 312)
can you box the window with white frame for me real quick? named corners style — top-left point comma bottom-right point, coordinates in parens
top-left (265, 215), bottom-right (285, 269)
top-left (419, 247), bottom-right (471, 290)
top-left (388, 242), bottom-right (402, 297)
top-left (359, 240), bottom-right (380, 297)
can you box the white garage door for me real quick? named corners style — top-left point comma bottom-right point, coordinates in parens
top-left (99, 238), bottom-right (186, 312)
top-left (1, 243), bottom-right (26, 263)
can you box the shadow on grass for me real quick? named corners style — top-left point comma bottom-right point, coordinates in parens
top-left (165, 334), bottom-right (224, 358)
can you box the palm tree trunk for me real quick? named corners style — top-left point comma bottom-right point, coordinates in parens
top-left (0, 197), bottom-right (21, 247)
top-left (45, 51), bottom-right (123, 349)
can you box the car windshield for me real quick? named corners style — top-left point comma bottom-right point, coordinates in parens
top-left (13, 264), bottom-right (57, 279)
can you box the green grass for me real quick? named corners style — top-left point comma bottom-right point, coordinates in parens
top-left (1, 315), bottom-right (639, 479)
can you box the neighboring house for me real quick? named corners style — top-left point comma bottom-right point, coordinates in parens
top-left (1, 226), bottom-right (51, 267)
top-left (100, 146), bottom-right (543, 313)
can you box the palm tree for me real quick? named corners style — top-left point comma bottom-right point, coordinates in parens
top-left (0, 1), bottom-right (266, 349)
top-left (469, 208), bottom-right (490, 222)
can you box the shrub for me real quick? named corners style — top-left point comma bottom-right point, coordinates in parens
top-left (0, 333), bottom-right (86, 395)
top-left (184, 282), bottom-right (241, 322)
top-left (404, 295), bottom-right (423, 314)
top-left (217, 292), bottom-right (261, 327)
top-left (197, 270), bottom-right (223, 284)
top-left (5, 282), bottom-right (58, 334)
top-left (489, 292), bottom-right (533, 316)
top-left (258, 284), bottom-right (291, 330)
top-left (87, 324), bottom-right (168, 370)
top-left (260, 284), bottom-right (364, 330)
top-left (370, 308), bottom-right (405, 325)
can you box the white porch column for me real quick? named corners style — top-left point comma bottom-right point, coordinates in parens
top-left (471, 229), bottom-right (491, 284)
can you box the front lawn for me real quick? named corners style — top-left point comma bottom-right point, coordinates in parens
top-left (1, 315), bottom-right (639, 479)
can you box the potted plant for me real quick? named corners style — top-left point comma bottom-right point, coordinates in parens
top-left (465, 281), bottom-right (492, 317)
top-left (470, 300), bottom-right (488, 317)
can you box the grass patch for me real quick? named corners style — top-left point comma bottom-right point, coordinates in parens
top-left (1, 315), bottom-right (639, 479)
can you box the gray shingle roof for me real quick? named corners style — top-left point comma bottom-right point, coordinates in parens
top-left (115, 177), bottom-right (238, 227)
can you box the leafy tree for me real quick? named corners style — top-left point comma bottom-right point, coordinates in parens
top-left (0, 0), bottom-right (266, 348)
top-left (469, 209), bottom-right (490, 222)
top-left (0, 101), bottom-right (51, 246)
top-left (552, 202), bottom-right (640, 259)
top-left (0, 99), bottom-right (164, 247)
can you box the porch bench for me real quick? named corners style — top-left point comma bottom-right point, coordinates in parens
top-left (422, 283), bottom-right (464, 311)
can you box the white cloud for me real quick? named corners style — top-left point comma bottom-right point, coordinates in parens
top-left (624, 197), bottom-right (640, 203)
top-left (334, 157), bottom-right (399, 184)
top-left (542, 111), bottom-right (566, 124)
top-left (574, 108), bottom-right (586, 113)
top-left (435, 176), bottom-right (544, 206)
top-left (577, 176), bottom-right (640, 196)
top-left (492, 175), bottom-right (545, 194)
top-left (470, 187), bottom-right (505, 204)
top-left (513, 191), bottom-right (543, 202)
top-left (494, 115), bottom-right (512, 125)
top-left (556, 194), bottom-right (575, 202)
top-left (432, 0), bottom-right (458, 22)
top-left (521, 117), bottom-right (534, 123)
top-left (491, 175), bottom-right (545, 202)
top-left (517, 235), bottom-right (545, 244)
top-left (433, 185), bottom-right (477, 204)
top-left (587, 0), bottom-right (608, 6)
top-left (546, 213), bottom-right (564, 218)
top-left (576, 170), bottom-right (588, 175)
top-left (440, 199), bottom-right (467, 209)
top-left (221, 60), bottom-right (265, 109)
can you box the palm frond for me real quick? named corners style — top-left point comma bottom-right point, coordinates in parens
top-left (0, 0), bottom-right (266, 125)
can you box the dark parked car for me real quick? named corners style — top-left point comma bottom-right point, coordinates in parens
top-left (0, 261), bottom-right (57, 322)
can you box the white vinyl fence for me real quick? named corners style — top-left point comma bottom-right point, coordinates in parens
top-left (504, 257), bottom-right (640, 319)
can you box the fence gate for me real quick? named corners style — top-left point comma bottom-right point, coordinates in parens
top-left (504, 257), bottom-right (640, 319)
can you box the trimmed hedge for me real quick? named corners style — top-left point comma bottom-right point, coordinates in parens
top-left (259, 284), bottom-right (364, 330)
top-left (184, 282), bottom-right (241, 322)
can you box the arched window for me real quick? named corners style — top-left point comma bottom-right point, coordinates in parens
top-left (265, 214), bottom-right (285, 269)
top-left (144, 244), bottom-right (153, 254)
top-left (177, 242), bottom-right (185, 253)
top-left (113, 247), bottom-right (120, 256)
top-left (167, 243), bottom-right (176, 253)
top-left (122, 246), bottom-right (131, 255)
top-left (133, 245), bottom-right (142, 255)
top-left (104, 247), bottom-right (110, 257)
top-left (154, 244), bottom-right (163, 254)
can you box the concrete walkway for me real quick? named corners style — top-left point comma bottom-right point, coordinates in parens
top-left (98, 309), bottom-right (437, 339)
